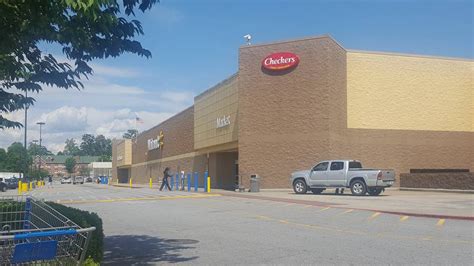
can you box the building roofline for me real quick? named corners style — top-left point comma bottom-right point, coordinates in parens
top-left (347, 49), bottom-right (473, 62)
top-left (194, 73), bottom-right (238, 101)
top-left (136, 105), bottom-right (194, 138)
top-left (239, 34), bottom-right (346, 51)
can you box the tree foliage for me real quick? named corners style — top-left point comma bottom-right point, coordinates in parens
top-left (0, 0), bottom-right (158, 129)
top-left (122, 129), bottom-right (138, 139)
top-left (65, 157), bottom-right (76, 174)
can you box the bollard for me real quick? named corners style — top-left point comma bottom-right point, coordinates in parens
top-left (204, 171), bottom-right (208, 192)
top-left (194, 172), bottom-right (198, 192)
top-left (176, 174), bottom-right (179, 189)
top-left (207, 176), bottom-right (211, 193)
top-left (18, 181), bottom-right (22, 194)
top-left (187, 173), bottom-right (191, 192)
top-left (149, 178), bottom-right (153, 188)
top-left (129, 178), bottom-right (132, 188)
top-left (29, 182), bottom-right (33, 191)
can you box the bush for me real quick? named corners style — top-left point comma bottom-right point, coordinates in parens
top-left (47, 202), bottom-right (104, 263)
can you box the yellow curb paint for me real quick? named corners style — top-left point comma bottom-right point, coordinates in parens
top-left (369, 212), bottom-right (381, 220)
top-left (400, 216), bottom-right (410, 222)
top-left (149, 178), bottom-right (153, 188)
top-left (436, 219), bottom-right (445, 226)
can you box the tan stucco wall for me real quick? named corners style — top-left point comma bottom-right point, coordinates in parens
top-left (115, 139), bottom-right (132, 167)
top-left (347, 52), bottom-right (473, 132)
top-left (194, 74), bottom-right (239, 150)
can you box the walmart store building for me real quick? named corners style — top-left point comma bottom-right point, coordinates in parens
top-left (112, 35), bottom-right (473, 189)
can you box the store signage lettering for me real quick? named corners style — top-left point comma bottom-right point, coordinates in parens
top-left (262, 52), bottom-right (299, 71)
top-left (216, 115), bottom-right (231, 128)
top-left (147, 130), bottom-right (164, 150)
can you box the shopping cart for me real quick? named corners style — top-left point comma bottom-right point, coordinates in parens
top-left (0, 195), bottom-right (96, 265)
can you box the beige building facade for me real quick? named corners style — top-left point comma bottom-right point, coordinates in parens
top-left (112, 35), bottom-right (473, 189)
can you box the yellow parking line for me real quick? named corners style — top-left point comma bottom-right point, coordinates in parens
top-left (279, 219), bottom-right (289, 224)
top-left (342, 209), bottom-right (354, 214)
top-left (400, 216), bottom-right (410, 222)
top-left (320, 207), bottom-right (331, 211)
top-left (284, 203), bottom-right (295, 207)
top-left (303, 205), bottom-right (312, 208)
top-left (57, 193), bottom-right (221, 204)
top-left (436, 219), bottom-right (446, 226)
top-left (369, 212), bottom-right (381, 220)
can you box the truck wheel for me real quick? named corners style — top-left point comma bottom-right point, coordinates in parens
top-left (368, 188), bottom-right (383, 196)
top-left (293, 179), bottom-right (307, 194)
top-left (350, 180), bottom-right (367, 196)
top-left (311, 188), bottom-right (324, 194)
top-left (1, 186), bottom-right (6, 192)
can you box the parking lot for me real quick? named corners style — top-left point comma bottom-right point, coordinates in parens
top-left (4, 183), bottom-right (474, 265)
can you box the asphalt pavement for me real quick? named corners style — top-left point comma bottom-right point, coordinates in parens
top-left (5, 183), bottom-right (473, 265)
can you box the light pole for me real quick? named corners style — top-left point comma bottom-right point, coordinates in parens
top-left (32, 140), bottom-right (38, 175)
top-left (37, 122), bottom-right (45, 179)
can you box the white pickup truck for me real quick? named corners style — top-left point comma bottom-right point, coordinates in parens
top-left (290, 160), bottom-right (395, 196)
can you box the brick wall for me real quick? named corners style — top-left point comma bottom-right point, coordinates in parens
top-left (400, 172), bottom-right (474, 190)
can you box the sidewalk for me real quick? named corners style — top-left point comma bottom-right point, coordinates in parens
top-left (214, 188), bottom-right (474, 220)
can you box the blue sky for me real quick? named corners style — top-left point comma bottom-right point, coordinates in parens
top-left (2, 0), bottom-right (472, 152)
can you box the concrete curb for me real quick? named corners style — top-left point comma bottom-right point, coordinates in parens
top-left (218, 191), bottom-right (474, 221)
top-left (400, 187), bottom-right (474, 194)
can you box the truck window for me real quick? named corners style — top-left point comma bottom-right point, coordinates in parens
top-left (330, 162), bottom-right (344, 171)
top-left (312, 162), bottom-right (329, 171)
top-left (349, 162), bottom-right (362, 169)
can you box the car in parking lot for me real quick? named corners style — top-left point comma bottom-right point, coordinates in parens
top-left (290, 160), bottom-right (395, 196)
top-left (0, 178), bottom-right (8, 192)
top-left (5, 177), bottom-right (19, 189)
top-left (61, 177), bottom-right (72, 184)
top-left (73, 176), bottom-right (84, 185)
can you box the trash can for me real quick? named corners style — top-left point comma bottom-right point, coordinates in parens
top-left (250, 174), bottom-right (260, 192)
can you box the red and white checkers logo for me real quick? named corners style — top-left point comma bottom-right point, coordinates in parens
top-left (262, 52), bottom-right (299, 71)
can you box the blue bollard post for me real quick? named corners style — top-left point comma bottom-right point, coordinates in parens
top-left (170, 175), bottom-right (174, 190)
top-left (187, 173), bottom-right (191, 192)
top-left (204, 171), bottom-right (208, 192)
top-left (194, 172), bottom-right (198, 192)
top-left (175, 174), bottom-right (179, 189)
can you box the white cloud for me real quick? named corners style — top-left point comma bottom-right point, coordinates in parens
top-left (0, 60), bottom-right (194, 153)
top-left (89, 63), bottom-right (142, 78)
top-left (39, 106), bottom-right (88, 133)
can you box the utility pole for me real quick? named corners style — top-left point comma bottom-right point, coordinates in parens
top-left (37, 122), bottom-right (45, 179)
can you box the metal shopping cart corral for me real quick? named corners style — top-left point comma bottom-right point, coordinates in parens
top-left (0, 195), bottom-right (95, 265)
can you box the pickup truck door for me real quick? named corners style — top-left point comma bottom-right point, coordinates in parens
top-left (309, 162), bottom-right (329, 187)
top-left (327, 161), bottom-right (346, 187)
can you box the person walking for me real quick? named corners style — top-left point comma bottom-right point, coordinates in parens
top-left (160, 167), bottom-right (172, 191)
top-left (47, 175), bottom-right (53, 188)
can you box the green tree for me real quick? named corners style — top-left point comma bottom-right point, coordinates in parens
top-left (123, 129), bottom-right (138, 139)
top-left (28, 142), bottom-right (53, 157)
top-left (5, 142), bottom-right (30, 173)
top-left (80, 134), bottom-right (96, 155)
top-left (0, 148), bottom-right (7, 171)
top-left (98, 154), bottom-right (112, 162)
top-left (0, 0), bottom-right (158, 129)
top-left (64, 138), bottom-right (81, 156)
top-left (65, 157), bottom-right (76, 175)
top-left (94, 135), bottom-right (111, 156)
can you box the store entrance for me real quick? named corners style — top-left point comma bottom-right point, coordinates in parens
top-left (117, 167), bottom-right (130, 183)
top-left (209, 151), bottom-right (238, 190)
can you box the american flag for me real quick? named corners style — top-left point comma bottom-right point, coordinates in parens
top-left (135, 114), bottom-right (144, 124)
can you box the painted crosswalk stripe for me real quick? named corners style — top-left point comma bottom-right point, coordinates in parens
top-left (369, 212), bottom-right (381, 220)
top-left (400, 216), bottom-right (409, 222)
top-left (436, 219), bottom-right (445, 226)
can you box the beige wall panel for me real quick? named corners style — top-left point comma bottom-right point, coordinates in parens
top-left (347, 52), bottom-right (473, 132)
top-left (194, 75), bottom-right (239, 150)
